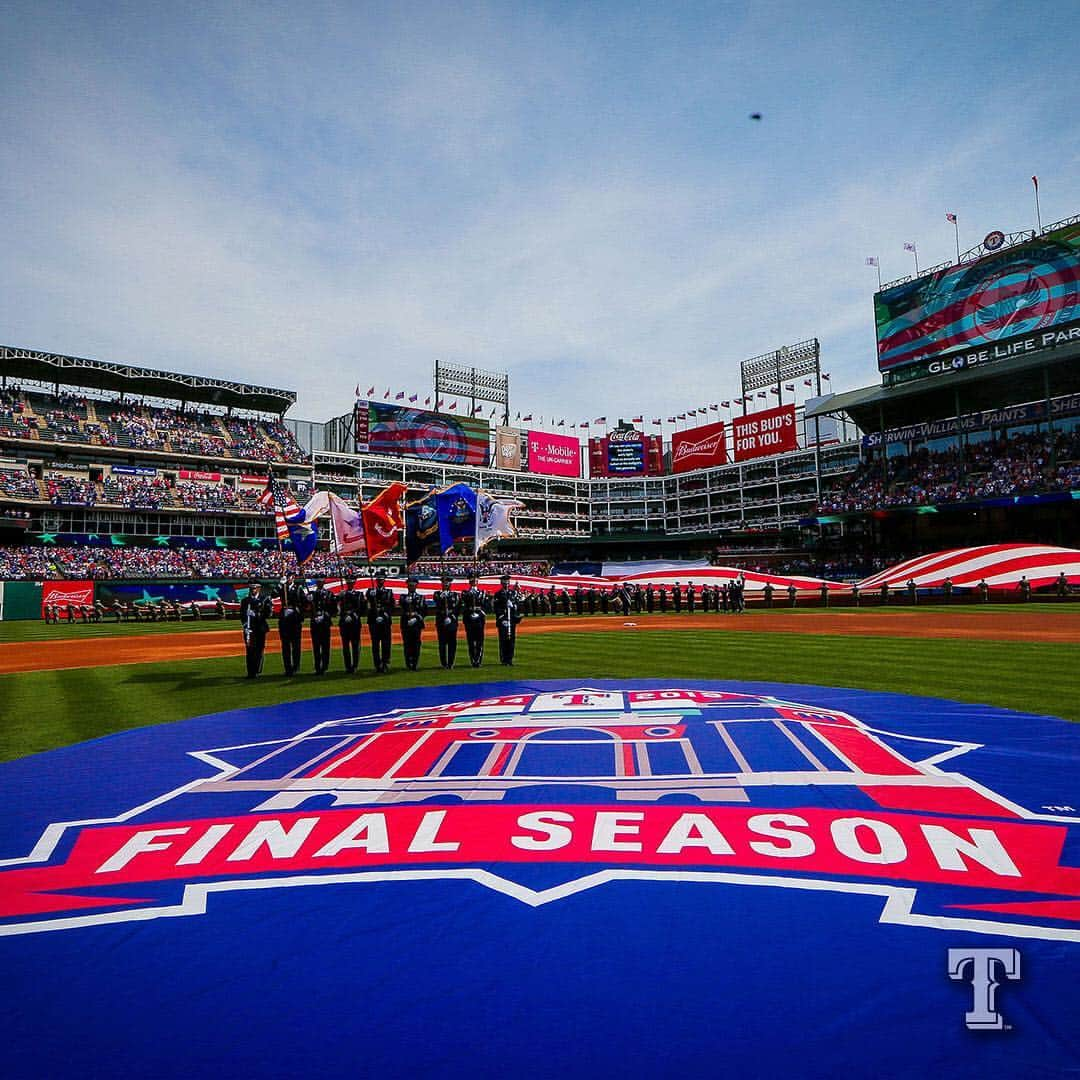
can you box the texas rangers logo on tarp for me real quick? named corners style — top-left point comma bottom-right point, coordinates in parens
top-left (3, 684), bottom-right (1079, 939)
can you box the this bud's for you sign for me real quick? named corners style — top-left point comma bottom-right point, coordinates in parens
top-left (732, 405), bottom-right (797, 461)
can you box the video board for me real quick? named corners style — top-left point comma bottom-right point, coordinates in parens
top-left (354, 402), bottom-right (490, 465)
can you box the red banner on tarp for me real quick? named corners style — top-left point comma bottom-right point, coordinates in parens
top-left (178, 470), bottom-right (222, 483)
top-left (41, 580), bottom-right (94, 616)
top-left (732, 405), bottom-right (797, 461)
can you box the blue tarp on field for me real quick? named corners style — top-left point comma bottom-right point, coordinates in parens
top-left (2, 680), bottom-right (1079, 1079)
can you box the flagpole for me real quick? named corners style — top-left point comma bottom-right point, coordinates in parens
top-left (950, 215), bottom-right (961, 264)
top-left (268, 462), bottom-right (286, 583)
top-left (1032, 175), bottom-right (1042, 232)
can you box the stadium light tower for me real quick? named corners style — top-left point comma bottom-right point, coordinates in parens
top-left (434, 361), bottom-right (510, 425)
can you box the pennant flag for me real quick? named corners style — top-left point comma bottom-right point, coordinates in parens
top-left (720, 401), bottom-right (730, 408)
top-left (449, 401), bottom-right (457, 411)
top-left (362, 482), bottom-right (407, 560)
top-left (395, 391), bottom-right (405, 401)
top-left (475, 492), bottom-right (524, 554)
top-left (367, 385), bottom-right (375, 396)
top-left (757, 391), bottom-right (766, 399)
top-left (865, 256), bottom-right (879, 267)
top-left (404, 489), bottom-right (440, 564)
top-left (424, 396), bottom-right (431, 406)
top-left (652, 418), bottom-right (662, 425)
top-left (354, 383), bottom-right (361, 398)
top-left (384, 389), bottom-right (391, 399)
top-left (667, 416), bottom-right (676, 423)
top-left (409, 394), bottom-right (418, 403)
top-left (946, 212), bottom-right (957, 224)
top-left (688, 409), bottom-right (698, 417)
top-left (823, 372), bottom-right (831, 380)
top-left (594, 417), bottom-right (606, 425)
top-left (435, 483), bottom-right (477, 554)
top-left (438, 398), bottom-right (445, 409)
top-left (632, 416), bottom-right (643, 424)
top-left (557, 418), bottom-right (565, 426)
top-left (804, 379), bottom-right (813, 387)
top-left (710, 404), bottom-right (719, 411)
top-left (570, 423), bottom-right (576, 429)
top-left (1032, 175), bottom-right (1039, 191)
top-left (785, 384), bottom-right (794, 392)
top-left (522, 414), bottom-right (532, 422)
top-left (329, 492), bottom-right (366, 556)
top-left (903, 242), bottom-right (916, 253)
top-left (677, 413), bottom-right (686, 420)
top-left (769, 387), bottom-right (779, 395)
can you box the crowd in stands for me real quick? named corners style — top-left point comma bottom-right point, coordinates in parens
top-left (818, 430), bottom-right (1080, 513)
top-left (101, 475), bottom-right (170, 509)
top-left (0, 545), bottom-right (556, 581)
top-left (0, 468), bottom-right (39, 500)
top-left (0, 385), bottom-right (308, 464)
top-left (46, 473), bottom-right (97, 506)
top-left (411, 557), bottom-right (551, 577)
top-left (0, 545), bottom-right (340, 581)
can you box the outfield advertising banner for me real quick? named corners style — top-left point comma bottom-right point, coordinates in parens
top-left (494, 427), bottom-right (521, 471)
top-left (527, 430), bottom-right (581, 477)
top-left (671, 420), bottom-right (728, 473)
top-left (40, 580), bottom-right (94, 616)
top-left (732, 404), bottom-right (797, 461)
top-left (354, 402), bottom-right (490, 465)
top-left (875, 222), bottom-right (1080, 375)
top-left (589, 430), bottom-right (664, 477)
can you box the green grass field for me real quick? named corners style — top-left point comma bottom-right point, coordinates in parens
top-left (2, 612), bottom-right (1079, 762)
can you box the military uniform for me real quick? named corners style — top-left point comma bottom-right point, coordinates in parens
top-left (646, 585), bottom-right (655, 613)
top-left (240, 584), bottom-right (273, 678)
top-left (687, 585), bottom-right (696, 614)
top-left (366, 572), bottom-right (395, 673)
top-left (434, 575), bottom-right (460, 669)
top-left (399, 577), bottom-right (425, 671)
top-left (339, 577), bottom-right (364, 673)
top-left (493, 576), bottom-right (523, 665)
top-left (574, 587), bottom-right (584, 616)
top-left (309, 580), bottom-right (336, 674)
top-left (462, 574), bottom-right (487, 667)
top-left (278, 578), bottom-right (307, 675)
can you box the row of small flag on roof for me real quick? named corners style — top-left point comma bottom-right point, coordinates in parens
top-left (259, 474), bottom-right (522, 567)
top-left (353, 379), bottom-right (832, 429)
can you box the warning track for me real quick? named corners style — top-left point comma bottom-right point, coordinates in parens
top-left (2, 609), bottom-right (1079, 675)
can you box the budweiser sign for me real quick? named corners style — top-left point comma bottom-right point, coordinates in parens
top-left (671, 420), bottom-right (727, 473)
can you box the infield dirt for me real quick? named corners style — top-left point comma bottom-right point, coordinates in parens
top-left (3, 609), bottom-right (1078, 675)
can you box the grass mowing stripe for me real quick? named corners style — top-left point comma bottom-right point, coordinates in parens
top-left (1, 630), bottom-right (1077, 761)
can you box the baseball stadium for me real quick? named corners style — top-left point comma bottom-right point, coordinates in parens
top-left (3, 6), bottom-right (1080, 1079)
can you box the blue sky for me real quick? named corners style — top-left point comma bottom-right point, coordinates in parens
top-left (2, 1), bottom-right (1078, 424)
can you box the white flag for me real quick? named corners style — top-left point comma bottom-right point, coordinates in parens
top-left (475, 492), bottom-right (524, 554)
top-left (328, 492), bottom-right (366, 555)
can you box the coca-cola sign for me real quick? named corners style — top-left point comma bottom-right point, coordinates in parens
top-left (671, 420), bottom-right (728, 473)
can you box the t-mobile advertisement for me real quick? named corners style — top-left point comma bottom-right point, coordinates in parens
top-left (527, 430), bottom-right (581, 477)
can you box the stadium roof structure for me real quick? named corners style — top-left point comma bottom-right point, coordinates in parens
top-left (807, 336), bottom-right (1080, 433)
top-left (0, 345), bottom-right (296, 414)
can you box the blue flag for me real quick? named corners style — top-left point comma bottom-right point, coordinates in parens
top-left (284, 507), bottom-right (319, 566)
top-left (405, 490), bottom-right (440, 565)
top-left (435, 483), bottom-right (477, 554)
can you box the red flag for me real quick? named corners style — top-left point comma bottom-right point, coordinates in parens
top-left (632, 415), bottom-right (643, 423)
top-left (1032, 175), bottom-right (1038, 191)
top-left (362, 482), bottom-right (408, 561)
top-left (945, 212), bottom-right (957, 224)
top-left (449, 401), bottom-right (457, 411)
